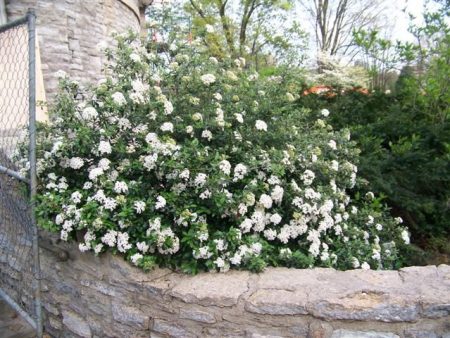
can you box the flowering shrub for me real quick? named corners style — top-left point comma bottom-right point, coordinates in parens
top-left (33, 33), bottom-right (409, 273)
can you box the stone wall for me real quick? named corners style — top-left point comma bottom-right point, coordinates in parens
top-left (5, 0), bottom-right (145, 102)
top-left (13, 235), bottom-right (447, 337)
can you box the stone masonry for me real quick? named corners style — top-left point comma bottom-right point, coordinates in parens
top-left (5, 0), bottom-right (148, 102)
top-left (8, 233), bottom-right (448, 338)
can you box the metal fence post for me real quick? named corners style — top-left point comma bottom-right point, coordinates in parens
top-left (27, 8), bottom-right (43, 338)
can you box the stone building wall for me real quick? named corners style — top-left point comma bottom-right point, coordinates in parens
top-left (3, 233), bottom-right (447, 338)
top-left (5, 0), bottom-right (147, 102)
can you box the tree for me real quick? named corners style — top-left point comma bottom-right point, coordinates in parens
top-left (184, 0), bottom-right (307, 68)
top-left (301, 0), bottom-right (388, 58)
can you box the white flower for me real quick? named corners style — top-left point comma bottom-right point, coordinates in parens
top-left (114, 181), bottom-right (128, 194)
top-left (137, 241), bottom-right (149, 253)
top-left (372, 249), bottom-right (381, 261)
top-left (143, 154), bottom-right (158, 171)
top-left (259, 194), bottom-right (273, 209)
top-left (209, 57), bottom-right (218, 64)
top-left (251, 243), bottom-right (262, 255)
top-left (112, 92), bottom-right (126, 106)
top-left (330, 160), bottom-right (339, 171)
top-left (103, 197), bottom-right (118, 211)
top-left (240, 218), bottom-right (253, 233)
top-left (375, 223), bottom-right (383, 231)
top-left (395, 217), bottom-right (403, 224)
top-left (129, 53), bottom-right (141, 62)
top-left (321, 109), bottom-right (330, 117)
top-left (89, 167), bottom-right (104, 181)
top-left (351, 257), bottom-right (360, 268)
top-left (361, 262), bottom-right (371, 270)
top-left (186, 125), bottom-right (194, 134)
top-left (255, 120), bottom-right (268, 131)
top-left (79, 243), bottom-right (90, 252)
top-left (164, 100), bottom-right (174, 115)
top-left (145, 132), bottom-right (159, 144)
top-left (130, 253), bottom-right (143, 266)
top-left (328, 140), bottom-right (337, 150)
top-left (271, 185), bottom-right (284, 204)
top-left (202, 130), bottom-right (212, 141)
top-left (96, 159), bottom-right (109, 171)
top-left (179, 169), bottom-right (190, 180)
top-left (226, 71), bottom-right (238, 81)
top-left (134, 201), bottom-right (146, 214)
top-left (192, 113), bottom-right (203, 121)
top-left (160, 122), bottom-right (174, 133)
top-left (98, 140), bottom-right (112, 154)
top-left (155, 196), bottom-right (166, 210)
top-left (101, 230), bottom-right (118, 247)
top-left (286, 92), bottom-right (295, 102)
top-left (401, 229), bottom-right (410, 244)
top-left (270, 213), bottom-right (282, 225)
top-left (81, 107), bottom-right (98, 121)
top-left (301, 170), bottom-right (315, 185)
top-left (94, 244), bottom-right (104, 254)
top-left (199, 189), bottom-right (211, 199)
top-left (214, 239), bottom-right (227, 251)
top-left (213, 93), bottom-right (222, 101)
top-left (117, 232), bottom-right (132, 253)
top-left (234, 113), bottom-right (244, 123)
top-left (214, 257), bottom-right (225, 268)
top-left (200, 74), bottom-right (216, 85)
top-left (194, 173), bottom-right (207, 187)
top-left (69, 157), bottom-right (84, 170)
top-left (233, 163), bottom-right (248, 180)
top-left (366, 191), bottom-right (375, 200)
top-left (205, 24), bottom-right (215, 33)
top-left (219, 160), bottom-right (231, 175)
top-left (264, 229), bottom-right (277, 241)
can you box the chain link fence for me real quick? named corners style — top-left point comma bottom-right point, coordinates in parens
top-left (0, 11), bottom-right (42, 337)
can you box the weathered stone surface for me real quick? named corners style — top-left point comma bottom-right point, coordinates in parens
top-left (152, 319), bottom-right (195, 337)
top-left (43, 302), bottom-right (59, 316)
top-left (112, 302), bottom-right (149, 329)
top-left (404, 329), bottom-right (439, 338)
top-left (308, 290), bottom-right (420, 322)
top-left (331, 330), bottom-right (399, 338)
top-left (170, 271), bottom-right (250, 307)
top-left (179, 308), bottom-right (217, 323)
top-left (245, 289), bottom-right (308, 315)
top-left (308, 321), bottom-right (333, 338)
top-left (62, 310), bottom-right (92, 338)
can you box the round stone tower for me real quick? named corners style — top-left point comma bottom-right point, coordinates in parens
top-left (5, 0), bottom-right (150, 101)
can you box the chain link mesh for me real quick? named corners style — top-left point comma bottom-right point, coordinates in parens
top-left (0, 20), bottom-right (37, 325)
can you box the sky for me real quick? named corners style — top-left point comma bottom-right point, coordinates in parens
top-left (390, 0), bottom-right (426, 42)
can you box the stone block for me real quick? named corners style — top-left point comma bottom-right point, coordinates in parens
top-left (245, 289), bottom-right (308, 315)
top-left (404, 329), bottom-right (438, 338)
top-left (170, 271), bottom-right (250, 307)
top-left (62, 310), bottom-right (92, 338)
top-left (331, 330), bottom-right (399, 338)
top-left (308, 290), bottom-right (419, 322)
top-left (112, 302), bottom-right (150, 329)
top-left (152, 319), bottom-right (194, 338)
top-left (179, 308), bottom-right (216, 324)
top-left (308, 322), bottom-right (333, 338)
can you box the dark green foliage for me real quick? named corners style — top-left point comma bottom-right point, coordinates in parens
top-left (296, 88), bottom-right (450, 260)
